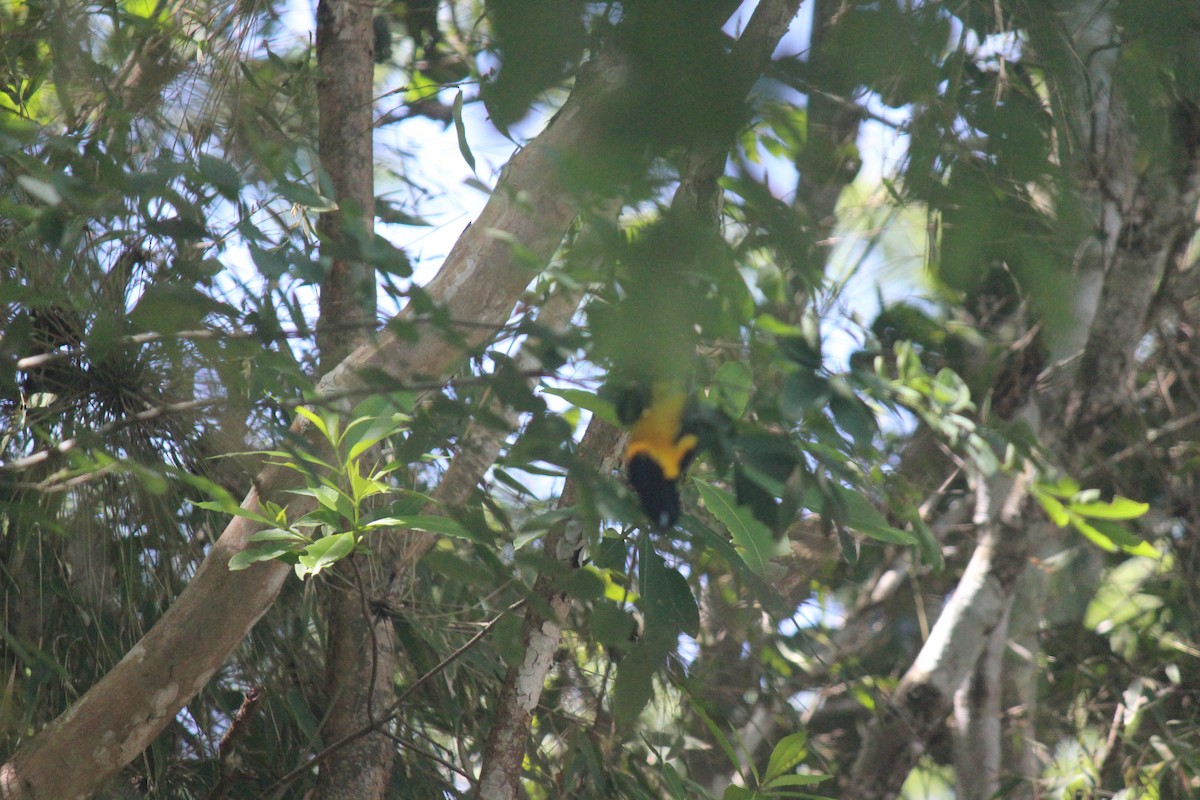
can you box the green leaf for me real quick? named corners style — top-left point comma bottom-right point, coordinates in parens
top-left (193, 500), bottom-right (274, 526)
top-left (827, 485), bottom-right (916, 545)
top-left (229, 543), bottom-right (294, 571)
top-left (690, 700), bottom-right (747, 786)
top-left (364, 514), bottom-right (481, 542)
top-left (198, 154), bottom-right (241, 200)
top-left (642, 552), bottom-right (698, 637)
top-left (540, 387), bottom-right (621, 427)
top-left (695, 481), bottom-right (786, 576)
top-left (713, 361), bottom-right (754, 418)
top-left (754, 314), bottom-right (805, 337)
top-left (453, 90), bottom-right (476, 173)
top-left (829, 388), bottom-right (877, 450)
top-left (613, 642), bottom-right (663, 726)
top-left (681, 515), bottom-right (790, 616)
top-left (1068, 496), bottom-right (1150, 521)
top-left (722, 787), bottom-right (757, 800)
top-left (294, 405), bottom-right (331, 441)
top-left (1037, 475), bottom-right (1080, 498)
top-left (343, 413), bottom-right (405, 461)
top-left (17, 175), bottom-right (61, 205)
top-left (1085, 555), bottom-right (1164, 630)
top-left (278, 180), bottom-right (337, 211)
top-left (1033, 487), bottom-right (1071, 526)
top-left (247, 528), bottom-right (309, 543)
top-left (289, 485), bottom-right (351, 518)
top-left (763, 773), bottom-right (831, 790)
top-left (591, 602), bottom-right (637, 647)
top-left (1071, 516), bottom-right (1158, 558)
top-left (764, 731), bottom-right (809, 784)
top-left (780, 370), bottom-right (829, 419)
top-left (295, 531), bottom-right (357, 579)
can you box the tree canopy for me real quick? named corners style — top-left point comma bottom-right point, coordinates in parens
top-left (2, 1), bottom-right (1200, 799)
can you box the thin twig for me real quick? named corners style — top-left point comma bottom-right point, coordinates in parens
top-left (263, 598), bottom-right (526, 797)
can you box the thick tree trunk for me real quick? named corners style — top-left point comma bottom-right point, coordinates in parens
top-left (0, 23), bottom-right (640, 800)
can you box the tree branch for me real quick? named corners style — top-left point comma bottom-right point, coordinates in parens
top-left (0, 24), bottom-right (636, 800)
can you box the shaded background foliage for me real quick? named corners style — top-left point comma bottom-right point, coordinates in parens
top-left (1, 0), bottom-right (1200, 798)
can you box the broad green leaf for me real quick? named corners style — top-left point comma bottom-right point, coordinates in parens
top-left (343, 413), bottom-right (405, 461)
top-left (613, 642), bottom-right (664, 726)
top-left (780, 370), bottom-right (828, 420)
top-left (1037, 476), bottom-right (1080, 498)
top-left (828, 485), bottom-right (916, 545)
top-left (713, 361), bottom-right (754, 418)
top-left (591, 602), bottom-right (637, 647)
top-left (1069, 496), bottom-right (1150, 521)
top-left (829, 388), bottom-right (877, 450)
top-left (764, 731), bottom-right (808, 784)
top-left (1033, 488), bottom-right (1071, 526)
top-left (681, 515), bottom-right (790, 616)
top-left (1085, 556), bottom-right (1165, 630)
top-left (198, 154), bottom-right (240, 200)
top-left (295, 531), bottom-right (357, 579)
top-left (754, 314), bottom-right (805, 337)
top-left (348, 468), bottom-right (391, 504)
top-left (584, 565), bottom-right (638, 603)
top-left (289, 485), bottom-right (350, 517)
top-left (1072, 516), bottom-right (1158, 558)
top-left (695, 480), bottom-right (786, 576)
top-left (294, 406), bottom-right (330, 441)
top-left (642, 552), bottom-right (697, 637)
top-left (722, 787), bottom-right (757, 800)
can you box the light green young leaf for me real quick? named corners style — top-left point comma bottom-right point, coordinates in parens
top-left (193, 499), bottom-right (274, 526)
top-left (289, 485), bottom-right (350, 516)
top-left (343, 413), bottom-right (405, 461)
top-left (363, 514), bottom-right (480, 542)
top-left (1033, 489), bottom-right (1071, 527)
top-left (1069, 496), bottom-right (1150, 521)
top-left (295, 532), bottom-right (357, 579)
top-left (293, 405), bottom-right (330, 440)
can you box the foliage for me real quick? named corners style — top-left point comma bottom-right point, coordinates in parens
top-left (1, 1), bottom-right (1199, 799)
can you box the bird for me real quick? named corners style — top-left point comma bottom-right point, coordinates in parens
top-left (623, 384), bottom-right (698, 529)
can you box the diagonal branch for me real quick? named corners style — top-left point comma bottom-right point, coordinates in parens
top-left (0, 33), bottom-right (638, 800)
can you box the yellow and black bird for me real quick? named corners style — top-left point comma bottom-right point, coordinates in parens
top-left (623, 384), bottom-right (699, 529)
